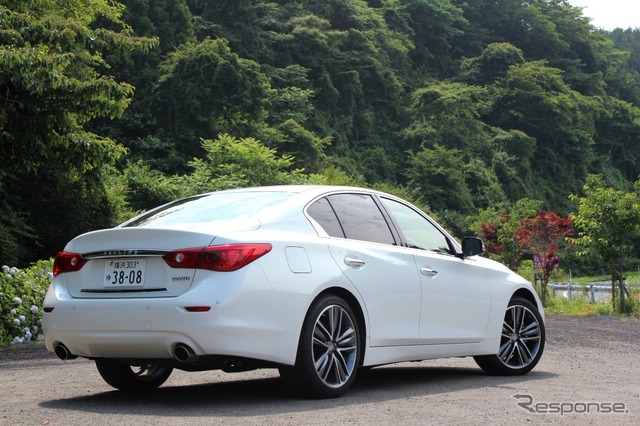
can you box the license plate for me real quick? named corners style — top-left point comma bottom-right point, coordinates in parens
top-left (104, 259), bottom-right (145, 287)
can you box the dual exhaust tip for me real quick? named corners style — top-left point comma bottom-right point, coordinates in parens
top-left (54, 343), bottom-right (78, 360)
top-left (174, 343), bottom-right (197, 363)
top-left (53, 342), bottom-right (197, 363)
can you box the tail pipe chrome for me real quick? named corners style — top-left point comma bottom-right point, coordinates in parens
top-left (54, 343), bottom-right (78, 360)
top-left (174, 343), bottom-right (198, 363)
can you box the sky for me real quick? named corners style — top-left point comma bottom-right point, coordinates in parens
top-left (570, 0), bottom-right (639, 30)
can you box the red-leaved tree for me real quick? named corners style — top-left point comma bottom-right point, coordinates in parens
top-left (515, 211), bottom-right (574, 305)
top-left (477, 213), bottom-right (525, 271)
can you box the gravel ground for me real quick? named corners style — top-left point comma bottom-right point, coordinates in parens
top-left (1, 314), bottom-right (639, 425)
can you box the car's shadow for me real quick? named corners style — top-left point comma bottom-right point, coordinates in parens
top-left (40, 364), bottom-right (556, 418)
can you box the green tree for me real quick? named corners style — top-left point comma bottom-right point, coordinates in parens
top-left (592, 97), bottom-right (640, 182)
top-left (5, 0), bottom-right (640, 268)
top-left (187, 0), bottom-right (280, 61)
top-left (275, 119), bottom-right (330, 173)
top-left (405, 81), bottom-right (491, 151)
top-left (454, 0), bottom-right (612, 95)
top-left (405, 80), bottom-right (520, 209)
top-left (268, 0), bottom-right (412, 176)
top-left (153, 38), bottom-right (273, 170)
top-left (378, 0), bottom-right (467, 78)
top-left (122, 161), bottom-right (181, 212)
top-left (175, 134), bottom-right (307, 195)
top-left (487, 129), bottom-right (536, 202)
top-left (90, 0), bottom-right (195, 170)
top-left (453, 0), bottom-right (568, 60)
top-left (405, 144), bottom-right (474, 214)
top-left (608, 28), bottom-right (640, 105)
top-left (459, 42), bottom-right (525, 85)
top-left (0, 0), bottom-right (157, 265)
top-left (489, 60), bottom-right (601, 211)
top-left (570, 175), bottom-right (640, 313)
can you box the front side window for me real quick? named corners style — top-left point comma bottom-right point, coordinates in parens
top-left (381, 198), bottom-right (452, 254)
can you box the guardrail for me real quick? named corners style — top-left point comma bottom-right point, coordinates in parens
top-left (548, 282), bottom-right (613, 303)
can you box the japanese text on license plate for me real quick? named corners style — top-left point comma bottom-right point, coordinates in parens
top-left (104, 259), bottom-right (145, 287)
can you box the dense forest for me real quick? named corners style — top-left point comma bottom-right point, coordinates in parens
top-left (2, 0), bottom-right (640, 268)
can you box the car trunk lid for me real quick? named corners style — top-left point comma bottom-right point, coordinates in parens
top-left (61, 227), bottom-right (223, 299)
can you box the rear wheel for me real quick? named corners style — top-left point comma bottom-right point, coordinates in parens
top-left (95, 359), bottom-right (173, 391)
top-left (280, 295), bottom-right (361, 398)
top-left (474, 296), bottom-right (545, 375)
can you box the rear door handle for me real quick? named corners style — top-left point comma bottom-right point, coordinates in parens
top-left (420, 267), bottom-right (438, 277)
top-left (344, 256), bottom-right (366, 267)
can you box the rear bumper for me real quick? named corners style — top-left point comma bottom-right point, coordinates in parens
top-left (42, 276), bottom-right (309, 365)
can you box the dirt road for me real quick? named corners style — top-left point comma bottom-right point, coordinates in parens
top-left (1, 315), bottom-right (638, 425)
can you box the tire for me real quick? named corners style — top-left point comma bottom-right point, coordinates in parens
top-left (280, 295), bottom-right (361, 398)
top-left (474, 296), bottom-right (545, 375)
top-left (95, 359), bottom-right (173, 391)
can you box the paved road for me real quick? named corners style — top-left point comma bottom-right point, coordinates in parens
top-left (1, 315), bottom-right (639, 425)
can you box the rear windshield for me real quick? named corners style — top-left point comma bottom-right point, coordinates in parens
top-left (121, 191), bottom-right (295, 227)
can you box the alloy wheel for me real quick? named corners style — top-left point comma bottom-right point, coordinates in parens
top-left (498, 303), bottom-right (543, 369)
top-left (311, 304), bottom-right (358, 389)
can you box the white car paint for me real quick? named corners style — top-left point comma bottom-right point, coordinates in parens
top-left (42, 185), bottom-right (544, 396)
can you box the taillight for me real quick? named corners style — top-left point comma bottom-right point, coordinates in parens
top-left (163, 243), bottom-right (272, 272)
top-left (53, 251), bottom-right (87, 276)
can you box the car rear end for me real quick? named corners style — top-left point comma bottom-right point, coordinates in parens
top-left (42, 189), bottom-right (315, 366)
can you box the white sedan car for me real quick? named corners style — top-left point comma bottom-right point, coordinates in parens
top-left (43, 185), bottom-right (545, 398)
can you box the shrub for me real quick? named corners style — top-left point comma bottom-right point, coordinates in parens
top-left (0, 260), bottom-right (53, 346)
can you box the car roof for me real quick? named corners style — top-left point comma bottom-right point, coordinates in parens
top-left (207, 184), bottom-right (389, 198)
top-left (119, 185), bottom-right (394, 229)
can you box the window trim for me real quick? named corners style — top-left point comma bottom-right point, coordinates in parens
top-left (304, 191), bottom-right (402, 246)
top-left (304, 190), bottom-right (461, 256)
top-left (378, 195), bottom-right (458, 256)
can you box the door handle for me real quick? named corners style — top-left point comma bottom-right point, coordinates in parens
top-left (420, 267), bottom-right (438, 277)
top-left (344, 256), bottom-right (366, 267)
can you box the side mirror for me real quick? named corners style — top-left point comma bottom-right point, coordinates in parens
top-left (461, 237), bottom-right (485, 258)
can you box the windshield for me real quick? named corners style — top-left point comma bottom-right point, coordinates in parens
top-left (121, 191), bottom-right (295, 228)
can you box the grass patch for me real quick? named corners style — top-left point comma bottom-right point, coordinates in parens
top-left (544, 296), bottom-right (615, 316)
top-left (514, 263), bottom-right (640, 316)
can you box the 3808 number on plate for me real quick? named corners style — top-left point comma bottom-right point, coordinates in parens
top-left (104, 259), bottom-right (145, 287)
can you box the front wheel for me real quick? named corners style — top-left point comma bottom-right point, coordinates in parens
top-left (280, 295), bottom-right (361, 398)
top-left (474, 296), bottom-right (545, 375)
top-left (95, 359), bottom-right (173, 391)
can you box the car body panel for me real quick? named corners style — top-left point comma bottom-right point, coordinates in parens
top-left (44, 260), bottom-right (310, 364)
top-left (326, 239), bottom-right (421, 346)
top-left (413, 250), bottom-right (491, 344)
top-left (43, 185), bottom-right (544, 375)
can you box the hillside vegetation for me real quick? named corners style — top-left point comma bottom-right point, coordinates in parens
top-left (2, 0), bottom-right (640, 267)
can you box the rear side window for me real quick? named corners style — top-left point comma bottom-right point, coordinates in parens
top-left (306, 197), bottom-right (345, 237)
top-left (308, 194), bottom-right (396, 245)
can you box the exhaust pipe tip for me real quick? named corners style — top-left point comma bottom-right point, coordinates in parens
top-left (174, 344), bottom-right (197, 363)
top-left (54, 344), bottom-right (78, 360)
